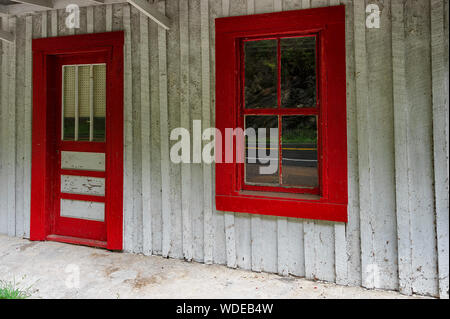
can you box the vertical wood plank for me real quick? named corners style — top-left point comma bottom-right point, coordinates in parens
top-left (224, 212), bottom-right (237, 268)
top-left (23, 15), bottom-right (32, 239)
top-left (76, 7), bottom-right (87, 35)
top-left (51, 10), bottom-right (57, 37)
top-left (112, 3), bottom-right (124, 32)
top-left (201, 0), bottom-right (214, 264)
top-left (106, 4), bottom-right (113, 32)
top-left (392, 0), bottom-right (412, 296)
top-left (167, 0), bottom-right (183, 259)
top-left (87, 7), bottom-right (94, 33)
top-left (287, 218), bottom-right (305, 277)
top-left (334, 222), bottom-right (347, 285)
top-left (341, 0), bottom-right (361, 287)
top-left (158, 1), bottom-right (172, 258)
top-left (94, 4), bottom-right (106, 33)
top-left (140, 12), bottom-right (152, 256)
top-left (314, 221), bottom-right (335, 282)
top-left (123, 3), bottom-right (134, 252)
top-left (210, 0), bottom-right (227, 265)
top-left (149, 4), bottom-right (163, 255)
top-left (273, 0), bottom-right (282, 11)
top-left (128, 5), bottom-right (143, 253)
top-left (189, 0), bottom-right (205, 262)
top-left (222, 0), bottom-right (230, 16)
top-left (7, 17), bottom-right (16, 237)
top-left (403, 0), bottom-right (438, 296)
top-left (0, 17), bottom-right (8, 235)
top-left (353, 0), bottom-right (375, 289)
top-left (283, 0), bottom-right (302, 10)
top-left (365, 0), bottom-right (398, 290)
top-left (15, 17), bottom-right (25, 238)
top-left (431, 0), bottom-right (449, 300)
top-left (303, 220), bottom-right (315, 279)
top-left (179, 0), bottom-right (193, 261)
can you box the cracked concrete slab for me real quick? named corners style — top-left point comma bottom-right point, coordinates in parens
top-left (0, 235), bottom-right (430, 299)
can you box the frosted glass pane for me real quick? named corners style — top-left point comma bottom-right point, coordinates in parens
top-left (60, 199), bottom-right (104, 221)
top-left (78, 65), bottom-right (90, 141)
top-left (63, 66), bottom-right (76, 140)
top-left (93, 64), bottom-right (106, 141)
top-left (61, 151), bottom-right (105, 171)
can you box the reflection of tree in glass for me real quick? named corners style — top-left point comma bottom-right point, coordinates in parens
top-left (245, 115), bottom-right (278, 144)
top-left (244, 40), bottom-right (278, 109)
top-left (282, 116), bottom-right (317, 144)
top-left (281, 37), bottom-right (316, 108)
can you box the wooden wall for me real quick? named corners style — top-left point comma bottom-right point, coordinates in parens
top-left (0, 0), bottom-right (448, 298)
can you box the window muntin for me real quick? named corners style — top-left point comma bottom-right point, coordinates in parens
top-left (62, 63), bottom-right (106, 142)
top-left (241, 35), bottom-right (320, 194)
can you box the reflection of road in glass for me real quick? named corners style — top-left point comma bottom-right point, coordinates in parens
top-left (245, 143), bottom-right (318, 188)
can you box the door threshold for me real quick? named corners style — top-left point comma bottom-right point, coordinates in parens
top-left (47, 234), bottom-right (107, 249)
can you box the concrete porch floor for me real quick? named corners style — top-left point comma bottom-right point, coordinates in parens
top-left (0, 235), bottom-right (428, 299)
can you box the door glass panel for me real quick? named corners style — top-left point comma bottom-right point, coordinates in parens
top-left (60, 199), bottom-right (105, 222)
top-left (62, 64), bottom-right (106, 142)
top-left (61, 175), bottom-right (105, 196)
top-left (281, 36), bottom-right (316, 108)
top-left (281, 116), bottom-right (318, 187)
top-left (63, 66), bottom-right (76, 140)
top-left (244, 40), bottom-right (278, 109)
top-left (245, 115), bottom-right (279, 185)
top-left (61, 151), bottom-right (105, 171)
top-left (93, 64), bottom-right (106, 141)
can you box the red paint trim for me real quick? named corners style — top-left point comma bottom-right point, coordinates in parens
top-left (60, 169), bottom-right (106, 178)
top-left (59, 141), bottom-right (106, 153)
top-left (47, 234), bottom-right (107, 249)
top-left (216, 195), bottom-right (347, 222)
top-left (215, 6), bottom-right (347, 222)
top-left (53, 216), bottom-right (106, 242)
top-left (30, 32), bottom-right (124, 250)
top-left (60, 193), bottom-right (106, 203)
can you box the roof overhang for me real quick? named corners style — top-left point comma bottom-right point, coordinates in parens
top-left (0, 0), bottom-right (170, 42)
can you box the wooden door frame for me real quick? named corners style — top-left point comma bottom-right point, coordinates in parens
top-left (30, 31), bottom-right (124, 250)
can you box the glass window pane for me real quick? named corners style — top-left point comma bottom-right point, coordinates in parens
top-left (244, 40), bottom-right (278, 109)
top-left (281, 116), bottom-right (318, 188)
top-left (281, 36), bottom-right (316, 108)
top-left (245, 115), bottom-right (279, 186)
top-left (63, 66), bottom-right (76, 140)
top-left (78, 65), bottom-right (90, 141)
top-left (93, 64), bottom-right (106, 141)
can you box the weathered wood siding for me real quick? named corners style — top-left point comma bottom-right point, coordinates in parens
top-left (0, 0), bottom-right (448, 298)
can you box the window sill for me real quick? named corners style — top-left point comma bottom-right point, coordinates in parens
top-left (216, 193), bottom-right (347, 222)
top-left (239, 190), bottom-right (321, 201)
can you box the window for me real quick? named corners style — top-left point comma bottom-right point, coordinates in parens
top-left (242, 35), bottom-right (319, 195)
top-left (215, 6), bottom-right (348, 222)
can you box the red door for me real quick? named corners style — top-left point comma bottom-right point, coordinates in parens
top-left (31, 32), bottom-right (124, 250)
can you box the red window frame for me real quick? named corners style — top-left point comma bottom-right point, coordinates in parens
top-left (215, 6), bottom-right (348, 222)
top-left (30, 32), bottom-right (124, 249)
